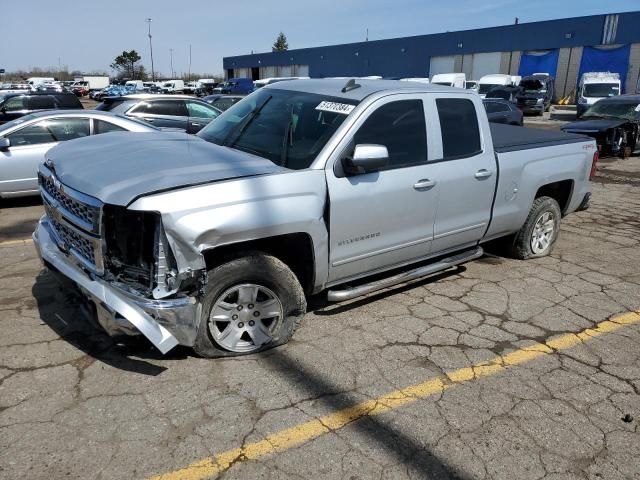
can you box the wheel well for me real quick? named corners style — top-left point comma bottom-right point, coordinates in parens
top-left (535, 180), bottom-right (573, 214)
top-left (202, 233), bottom-right (315, 295)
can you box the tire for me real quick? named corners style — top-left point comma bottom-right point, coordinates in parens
top-left (509, 196), bottom-right (561, 260)
top-left (193, 253), bottom-right (306, 358)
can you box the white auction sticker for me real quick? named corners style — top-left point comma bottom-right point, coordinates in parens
top-left (315, 101), bottom-right (355, 115)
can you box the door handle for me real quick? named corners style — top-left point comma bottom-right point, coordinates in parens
top-left (191, 122), bottom-right (201, 127)
top-left (474, 169), bottom-right (493, 179)
top-left (142, 117), bottom-right (155, 123)
top-left (413, 179), bottom-right (436, 190)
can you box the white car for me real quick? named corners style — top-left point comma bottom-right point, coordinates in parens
top-left (0, 110), bottom-right (157, 198)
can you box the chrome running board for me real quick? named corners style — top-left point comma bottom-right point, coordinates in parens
top-left (327, 246), bottom-right (484, 302)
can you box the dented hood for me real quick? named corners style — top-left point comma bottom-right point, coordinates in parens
top-left (561, 118), bottom-right (628, 134)
top-left (46, 131), bottom-right (285, 206)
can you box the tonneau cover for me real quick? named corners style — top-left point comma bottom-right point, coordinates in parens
top-left (491, 123), bottom-right (590, 153)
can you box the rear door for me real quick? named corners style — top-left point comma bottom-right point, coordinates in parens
top-left (1, 117), bottom-right (90, 194)
top-left (426, 95), bottom-right (497, 253)
top-left (326, 95), bottom-right (439, 283)
top-left (128, 99), bottom-right (189, 130)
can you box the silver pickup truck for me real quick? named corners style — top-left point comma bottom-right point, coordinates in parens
top-left (33, 79), bottom-right (597, 357)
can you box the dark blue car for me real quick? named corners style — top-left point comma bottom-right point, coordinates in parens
top-left (217, 78), bottom-right (254, 94)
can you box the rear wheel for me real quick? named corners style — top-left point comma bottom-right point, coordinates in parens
top-left (193, 253), bottom-right (306, 358)
top-left (509, 196), bottom-right (561, 260)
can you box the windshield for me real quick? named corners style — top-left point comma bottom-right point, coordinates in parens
top-left (478, 83), bottom-right (502, 94)
top-left (520, 79), bottom-right (545, 94)
top-left (582, 101), bottom-right (640, 121)
top-left (583, 83), bottom-right (620, 98)
top-left (197, 88), bottom-right (358, 170)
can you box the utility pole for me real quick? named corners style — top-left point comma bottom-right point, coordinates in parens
top-left (366, 28), bottom-right (369, 41)
top-left (188, 44), bottom-right (192, 82)
top-left (169, 48), bottom-right (175, 78)
top-left (145, 18), bottom-right (155, 81)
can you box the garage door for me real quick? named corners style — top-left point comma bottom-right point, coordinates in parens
top-left (471, 52), bottom-right (502, 80)
top-left (429, 56), bottom-right (455, 76)
top-left (578, 45), bottom-right (630, 92)
top-left (295, 65), bottom-right (310, 77)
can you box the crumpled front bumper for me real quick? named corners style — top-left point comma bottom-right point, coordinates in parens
top-left (33, 216), bottom-right (201, 354)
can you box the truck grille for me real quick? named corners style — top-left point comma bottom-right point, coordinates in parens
top-left (39, 165), bottom-right (104, 274)
top-left (39, 175), bottom-right (99, 232)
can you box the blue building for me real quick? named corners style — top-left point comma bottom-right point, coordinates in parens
top-left (223, 12), bottom-right (640, 96)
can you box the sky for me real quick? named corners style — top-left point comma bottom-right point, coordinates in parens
top-left (1, 0), bottom-right (638, 77)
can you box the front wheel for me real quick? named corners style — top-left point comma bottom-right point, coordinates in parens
top-left (509, 196), bottom-right (561, 260)
top-left (193, 253), bottom-right (306, 358)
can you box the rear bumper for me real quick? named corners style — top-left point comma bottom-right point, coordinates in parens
top-left (33, 216), bottom-right (201, 353)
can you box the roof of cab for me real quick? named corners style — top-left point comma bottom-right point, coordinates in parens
top-left (263, 78), bottom-right (464, 101)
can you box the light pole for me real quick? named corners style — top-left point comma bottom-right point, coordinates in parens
top-left (145, 18), bottom-right (155, 81)
top-left (169, 48), bottom-right (175, 78)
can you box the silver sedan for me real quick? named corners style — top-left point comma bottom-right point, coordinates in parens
top-left (0, 110), bottom-right (157, 198)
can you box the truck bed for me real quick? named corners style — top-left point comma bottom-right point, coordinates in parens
top-left (491, 123), bottom-right (589, 153)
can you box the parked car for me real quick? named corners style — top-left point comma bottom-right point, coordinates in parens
top-left (515, 74), bottom-right (555, 115)
top-left (201, 94), bottom-right (245, 111)
top-left (561, 95), bottom-right (640, 158)
top-left (195, 82), bottom-right (219, 97)
top-left (0, 83), bottom-right (33, 94)
top-left (431, 73), bottom-right (466, 89)
top-left (485, 85), bottom-right (522, 103)
top-left (0, 92), bottom-right (83, 124)
top-left (96, 94), bottom-right (221, 133)
top-left (477, 74), bottom-right (515, 98)
top-left (0, 110), bottom-right (157, 198)
top-left (482, 98), bottom-right (523, 125)
top-left (160, 80), bottom-right (185, 94)
top-left (34, 79), bottom-right (597, 357)
top-left (577, 72), bottom-right (621, 118)
top-left (214, 78), bottom-right (254, 94)
top-left (183, 82), bottom-right (201, 94)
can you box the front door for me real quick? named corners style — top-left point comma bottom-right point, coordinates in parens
top-left (326, 96), bottom-right (439, 284)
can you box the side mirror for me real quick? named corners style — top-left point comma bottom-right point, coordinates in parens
top-left (343, 144), bottom-right (389, 175)
top-left (0, 137), bottom-right (9, 151)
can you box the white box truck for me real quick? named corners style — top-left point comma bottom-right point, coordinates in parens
top-left (477, 74), bottom-right (515, 98)
top-left (73, 76), bottom-right (110, 91)
top-left (577, 72), bottom-right (621, 117)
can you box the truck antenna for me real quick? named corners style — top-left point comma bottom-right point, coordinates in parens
top-left (341, 79), bottom-right (361, 93)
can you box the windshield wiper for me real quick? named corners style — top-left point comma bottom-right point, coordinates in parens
top-left (223, 95), bottom-right (272, 148)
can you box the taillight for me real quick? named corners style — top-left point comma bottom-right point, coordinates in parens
top-left (589, 150), bottom-right (599, 180)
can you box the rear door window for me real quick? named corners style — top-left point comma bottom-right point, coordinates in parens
top-left (133, 100), bottom-right (188, 117)
top-left (94, 119), bottom-right (127, 135)
top-left (436, 98), bottom-right (482, 160)
top-left (27, 96), bottom-right (56, 110)
top-left (54, 94), bottom-right (83, 108)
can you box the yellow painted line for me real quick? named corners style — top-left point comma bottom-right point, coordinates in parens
top-left (0, 238), bottom-right (33, 247)
top-left (148, 310), bottom-right (640, 480)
